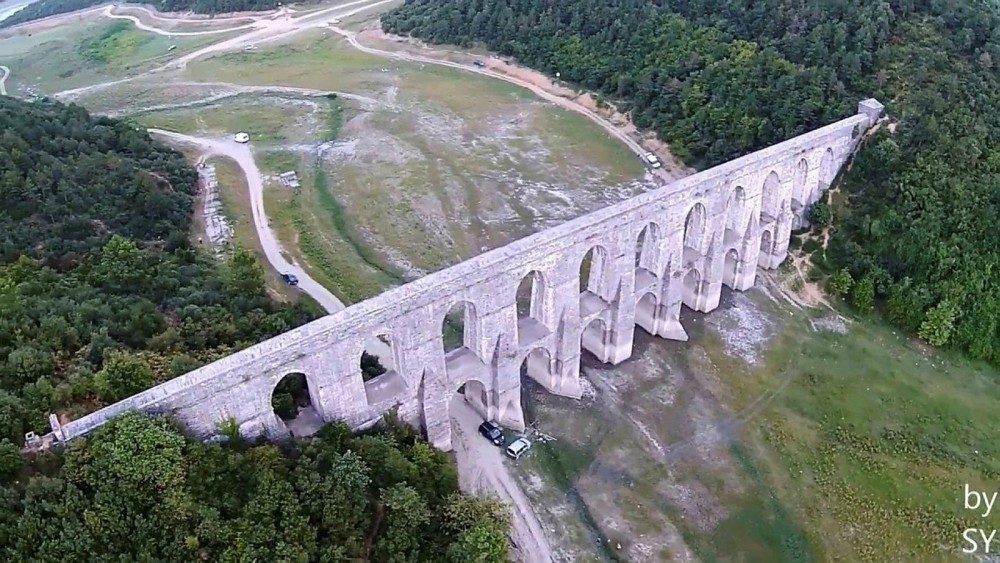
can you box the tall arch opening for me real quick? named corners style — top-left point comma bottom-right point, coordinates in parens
top-left (271, 372), bottom-right (321, 437)
top-left (442, 300), bottom-right (480, 354)
top-left (791, 158), bottom-right (808, 213)
top-left (761, 171), bottom-right (781, 223)
top-left (442, 300), bottom-right (490, 398)
top-left (635, 223), bottom-right (660, 292)
top-left (820, 148), bottom-right (835, 190)
top-left (724, 188), bottom-right (747, 246)
top-left (723, 249), bottom-right (741, 288)
top-left (579, 245), bottom-right (612, 317)
top-left (516, 270), bottom-right (549, 347)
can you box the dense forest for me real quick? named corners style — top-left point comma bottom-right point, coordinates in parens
top-left (0, 412), bottom-right (509, 560)
top-left (0, 96), bottom-right (320, 447)
top-left (0, 95), bottom-right (506, 561)
top-left (383, 0), bottom-right (1000, 364)
top-left (0, 0), bottom-right (312, 29)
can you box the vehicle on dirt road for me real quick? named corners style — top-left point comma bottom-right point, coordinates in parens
top-left (643, 151), bottom-right (662, 169)
top-left (473, 59), bottom-right (485, 67)
top-left (506, 437), bottom-right (531, 460)
top-left (478, 421), bottom-right (505, 446)
top-left (281, 273), bottom-right (299, 286)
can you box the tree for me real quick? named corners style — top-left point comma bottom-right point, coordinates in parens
top-left (828, 268), bottom-right (853, 296)
top-left (851, 271), bottom-right (875, 311)
top-left (809, 200), bottom-right (832, 228)
top-left (918, 299), bottom-right (958, 347)
top-left (361, 352), bottom-right (387, 380)
top-left (93, 351), bottom-right (155, 402)
top-left (224, 247), bottom-right (266, 299)
top-left (447, 524), bottom-right (509, 563)
top-left (373, 484), bottom-right (430, 562)
top-left (0, 439), bottom-right (23, 481)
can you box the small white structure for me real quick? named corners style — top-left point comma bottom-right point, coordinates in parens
top-left (278, 171), bottom-right (300, 188)
top-left (234, 132), bottom-right (250, 143)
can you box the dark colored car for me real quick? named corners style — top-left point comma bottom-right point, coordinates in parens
top-left (281, 273), bottom-right (299, 286)
top-left (478, 421), bottom-right (505, 446)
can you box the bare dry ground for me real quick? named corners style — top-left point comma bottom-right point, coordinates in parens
top-left (177, 28), bottom-right (650, 296)
top-left (511, 285), bottom-right (791, 562)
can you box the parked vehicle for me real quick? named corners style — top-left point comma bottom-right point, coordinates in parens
top-left (478, 421), bottom-right (505, 446)
top-left (281, 273), bottom-right (299, 286)
top-left (643, 151), bottom-right (662, 169)
top-left (505, 437), bottom-right (531, 460)
top-left (472, 59), bottom-right (485, 67)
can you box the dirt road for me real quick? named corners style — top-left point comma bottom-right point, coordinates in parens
top-left (450, 394), bottom-right (554, 563)
top-left (101, 5), bottom-right (259, 36)
top-left (0, 65), bottom-right (8, 95)
top-left (149, 128), bottom-right (393, 358)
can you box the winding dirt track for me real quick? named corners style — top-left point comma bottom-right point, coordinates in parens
top-left (0, 65), bottom-right (8, 95)
top-left (149, 128), bottom-right (393, 358)
top-left (102, 5), bottom-right (259, 35)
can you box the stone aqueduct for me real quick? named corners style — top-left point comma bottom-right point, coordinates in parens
top-left (42, 99), bottom-right (884, 451)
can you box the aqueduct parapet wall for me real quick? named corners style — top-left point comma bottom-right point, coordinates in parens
top-left (46, 99), bottom-right (884, 451)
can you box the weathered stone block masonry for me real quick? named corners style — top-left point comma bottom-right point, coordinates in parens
top-left (41, 99), bottom-right (884, 451)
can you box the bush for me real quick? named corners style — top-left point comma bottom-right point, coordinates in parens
top-left (828, 268), bottom-right (854, 296)
top-left (851, 272), bottom-right (875, 311)
top-left (918, 300), bottom-right (958, 347)
top-left (809, 200), bottom-right (832, 227)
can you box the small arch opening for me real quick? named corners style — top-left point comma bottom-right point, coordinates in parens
top-left (363, 335), bottom-right (406, 406)
top-left (516, 270), bottom-right (549, 347)
top-left (759, 229), bottom-right (774, 266)
top-left (271, 372), bottom-right (321, 437)
top-left (723, 249), bottom-right (741, 288)
top-left (791, 159), bottom-right (808, 212)
top-left (456, 378), bottom-right (489, 419)
top-left (635, 292), bottom-right (660, 336)
top-left (820, 148), bottom-right (835, 188)
top-left (683, 268), bottom-right (702, 306)
top-left (520, 347), bottom-right (552, 380)
top-left (579, 317), bottom-right (610, 364)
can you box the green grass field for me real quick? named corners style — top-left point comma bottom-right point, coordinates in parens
top-left (134, 97), bottom-right (322, 144)
top-left (0, 18), bottom-right (240, 95)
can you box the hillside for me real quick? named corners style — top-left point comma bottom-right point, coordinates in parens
top-left (0, 411), bottom-right (508, 560)
top-left (0, 95), bottom-right (509, 562)
top-left (382, 0), bottom-right (1000, 364)
top-left (0, 96), bottom-right (319, 445)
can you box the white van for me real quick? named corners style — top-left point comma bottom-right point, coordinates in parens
top-left (505, 437), bottom-right (531, 460)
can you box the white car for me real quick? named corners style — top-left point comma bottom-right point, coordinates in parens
top-left (505, 437), bottom-right (531, 460)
